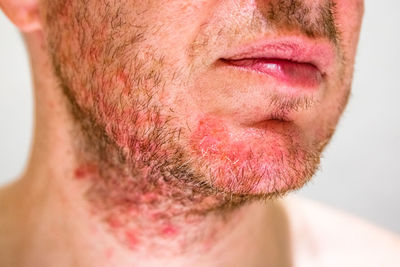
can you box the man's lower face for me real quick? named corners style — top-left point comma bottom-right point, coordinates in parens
top-left (43, 0), bottom-right (361, 204)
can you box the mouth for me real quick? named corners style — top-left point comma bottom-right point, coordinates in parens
top-left (220, 58), bottom-right (322, 88)
top-left (218, 36), bottom-right (336, 89)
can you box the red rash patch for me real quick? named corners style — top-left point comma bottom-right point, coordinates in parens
top-left (190, 117), bottom-right (250, 165)
top-left (116, 69), bottom-right (131, 96)
top-left (189, 114), bottom-right (303, 193)
top-left (189, 115), bottom-right (260, 191)
top-left (74, 163), bottom-right (98, 179)
top-left (116, 69), bottom-right (129, 84)
top-left (106, 214), bottom-right (123, 229)
top-left (160, 224), bottom-right (179, 238)
top-left (125, 229), bottom-right (140, 249)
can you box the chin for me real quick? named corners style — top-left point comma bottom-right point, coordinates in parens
top-left (187, 114), bottom-right (322, 196)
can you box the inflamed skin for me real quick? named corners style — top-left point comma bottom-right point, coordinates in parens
top-left (7, 1), bottom-right (399, 267)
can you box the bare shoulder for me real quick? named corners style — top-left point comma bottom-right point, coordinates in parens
top-left (283, 195), bottom-right (400, 267)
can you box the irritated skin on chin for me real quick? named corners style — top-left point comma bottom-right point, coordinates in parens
top-left (40, 0), bottom-right (361, 252)
top-left (189, 115), bottom-right (319, 193)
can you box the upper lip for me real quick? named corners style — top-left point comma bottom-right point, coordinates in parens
top-left (220, 36), bottom-right (337, 75)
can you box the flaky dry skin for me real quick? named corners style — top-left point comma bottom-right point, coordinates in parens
top-left (38, 0), bottom-right (362, 251)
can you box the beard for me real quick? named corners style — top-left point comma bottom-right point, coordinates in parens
top-left (42, 0), bottom-right (346, 234)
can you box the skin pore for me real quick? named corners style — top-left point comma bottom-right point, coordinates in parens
top-left (0, 0), bottom-right (364, 266)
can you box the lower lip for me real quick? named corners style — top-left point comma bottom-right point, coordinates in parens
top-left (221, 58), bottom-right (323, 88)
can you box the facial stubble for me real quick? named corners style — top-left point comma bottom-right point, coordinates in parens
top-left (43, 0), bottom-right (346, 249)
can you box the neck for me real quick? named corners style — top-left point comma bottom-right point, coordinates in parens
top-left (0, 31), bottom-right (293, 267)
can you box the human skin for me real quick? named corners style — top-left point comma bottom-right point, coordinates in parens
top-left (0, 0), bottom-right (366, 266)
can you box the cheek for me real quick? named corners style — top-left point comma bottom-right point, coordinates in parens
top-left (335, 0), bottom-right (364, 57)
top-left (309, 87), bottom-right (351, 146)
top-left (302, 1), bottom-right (363, 143)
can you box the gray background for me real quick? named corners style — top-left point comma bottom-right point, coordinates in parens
top-left (1, 1), bottom-right (399, 233)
